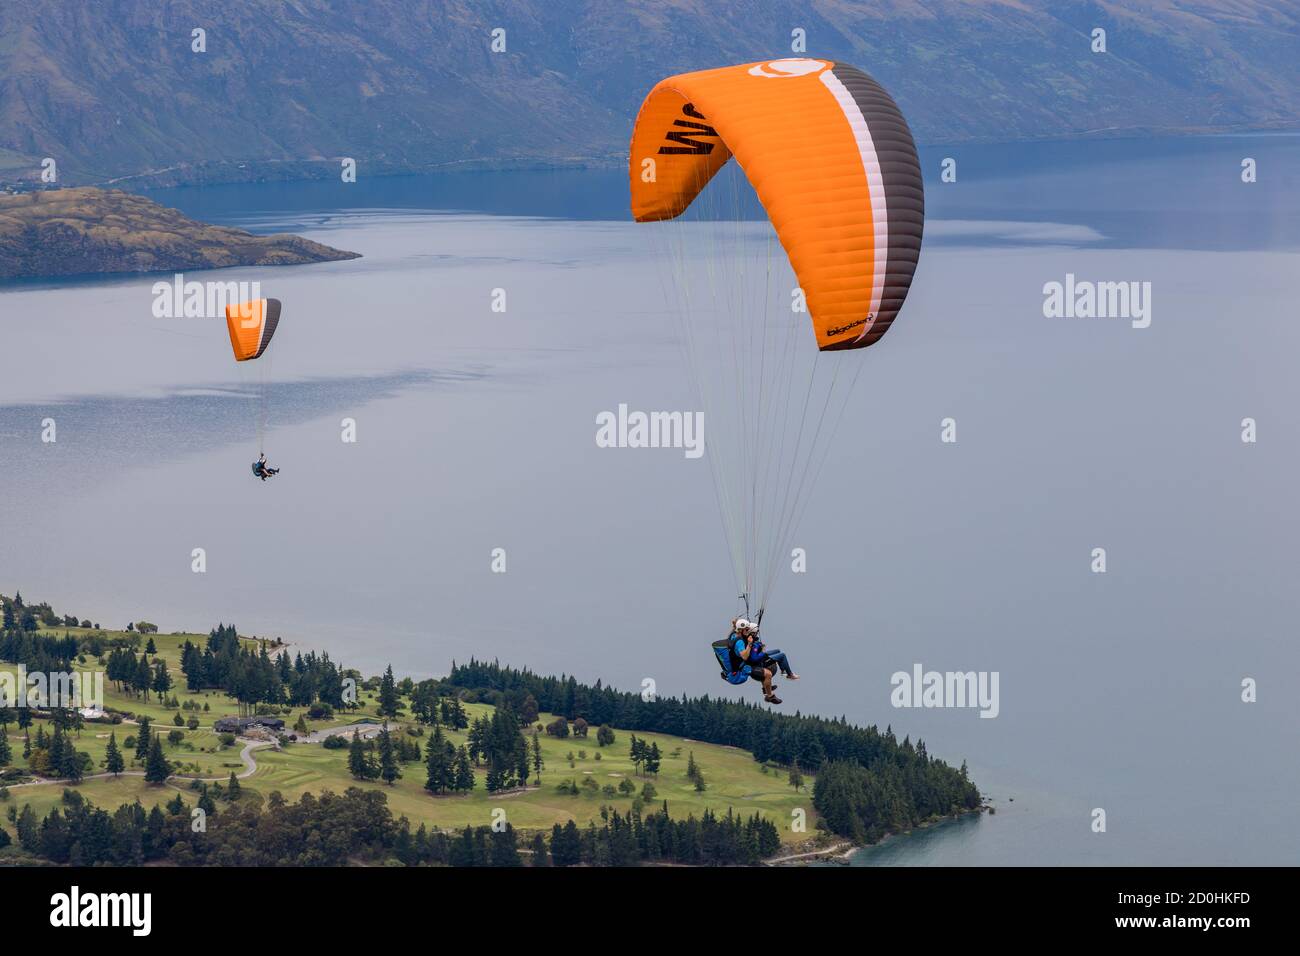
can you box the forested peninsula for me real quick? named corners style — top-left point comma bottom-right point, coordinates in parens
top-left (1, 592), bottom-right (981, 866)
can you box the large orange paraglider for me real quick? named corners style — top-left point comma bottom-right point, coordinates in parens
top-left (631, 58), bottom-right (923, 630)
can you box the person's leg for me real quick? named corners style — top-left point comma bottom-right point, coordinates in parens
top-left (751, 667), bottom-right (781, 701)
top-left (765, 650), bottom-right (790, 675)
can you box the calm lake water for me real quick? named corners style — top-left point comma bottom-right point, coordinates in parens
top-left (3, 135), bottom-right (1299, 864)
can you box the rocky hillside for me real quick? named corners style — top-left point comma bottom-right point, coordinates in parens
top-left (0, 187), bottom-right (359, 279)
top-left (0, 1), bottom-right (1297, 187)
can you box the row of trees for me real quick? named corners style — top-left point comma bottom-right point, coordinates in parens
top-left (0, 627), bottom-right (80, 672)
top-left (464, 708), bottom-right (533, 791)
top-left (105, 647), bottom-right (170, 701)
top-left (408, 684), bottom-right (469, 729)
top-left (628, 735), bottom-right (661, 776)
top-left (0, 625), bottom-right (148, 679)
top-left (346, 726), bottom-right (409, 784)
top-left (2, 590), bottom-right (109, 633)
top-left (345, 703), bottom-right (544, 797)
top-left (179, 625), bottom-right (352, 714)
top-left (422, 726), bottom-right (476, 794)
top-left (5, 786), bottom-right (779, 867)
top-left (1, 592), bottom-right (75, 634)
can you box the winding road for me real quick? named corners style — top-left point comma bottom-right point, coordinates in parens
top-left (4, 738), bottom-right (273, 790)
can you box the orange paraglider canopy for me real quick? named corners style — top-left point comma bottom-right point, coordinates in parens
top-left (629, 58), bottom-right (923, 350)
top-left (224, 298), bottom-right (281, 362)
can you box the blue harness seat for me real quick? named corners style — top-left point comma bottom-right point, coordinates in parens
top-left (712, 635), bottom-right (750, 685)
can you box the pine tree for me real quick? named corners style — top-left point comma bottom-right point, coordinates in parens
top-left (531, 731), bottom-right (544, 783)
top-left (144, 737), bottom-right (171, 783)
top-left (48, 724), bottom-right (65, 773)
top-left (453, 745), bottom-right (475, 792)
top-left (378, 723), bottom-right (401, 785)
top-left (347, 730), bottom-right (373, 780)
top-left (424, 726), bottom-right (453, 794)
top-left (226, 770), bottom-right (242, 800)
top-left (450, 699), bottom-right (468, 730)
top-left (466, 716), bottom-right (488, 764)
top-left (105, 733), bottom-right (124, 775)
top-left (515, 740), bottom-right (530, 790)
top-left (59, 734), bottom-right (83, 782)
top-left (645, 742), bottom-right (661, 776)
top-left (378, 665), bottom-right (400, 718)
top-left (135, 717), bottom-right (152, 760)
top-left (490, 823), bottom-right (521, 866)
top-left (530, 831), bottom-right (550, 866)
top-left (0, 731), bottom-right (11, 767)
top-left (134, 655), bottom-right (153, 698)
top-left (15, 804), bottom-right (38, 852)
top-left (550, 820), bottom-right (582, 867)
top-left (152, 659), bottom-right (171, 702)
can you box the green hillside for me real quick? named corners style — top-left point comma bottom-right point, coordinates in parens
top-left (1, 627), bottom-right (820, 852)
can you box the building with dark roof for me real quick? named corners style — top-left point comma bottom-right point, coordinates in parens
top-left (214, 716), bottom-right (285, 734)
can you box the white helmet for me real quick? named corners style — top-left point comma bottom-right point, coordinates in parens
top-left (735, 618), bottom-right (755, 633)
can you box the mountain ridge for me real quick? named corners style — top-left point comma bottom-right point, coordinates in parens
top-left (2, 0), bottom-right (1298, 186)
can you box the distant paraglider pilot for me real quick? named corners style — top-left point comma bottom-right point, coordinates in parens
top-left (252, 453), bottom-right (279, 481)
top-left (712, 617), bottom-right (798, 706)
top-left (225, 297), bottom-right (283, 483)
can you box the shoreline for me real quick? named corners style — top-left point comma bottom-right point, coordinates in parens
top-left (768, 805), bottom-right (990, 866)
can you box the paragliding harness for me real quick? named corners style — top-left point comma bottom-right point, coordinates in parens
top-left (252, 459), bottom-right (279, 480)
top-left (712, 599), bottom-right (763, 685)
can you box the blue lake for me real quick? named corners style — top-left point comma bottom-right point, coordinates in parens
top-left (3, 134), bottom-right (1298, 864)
